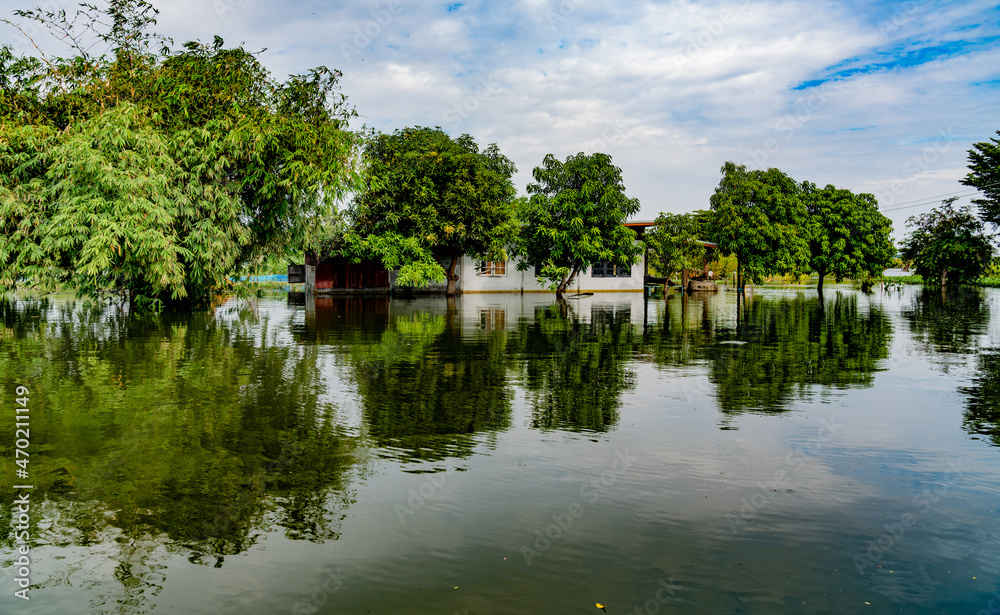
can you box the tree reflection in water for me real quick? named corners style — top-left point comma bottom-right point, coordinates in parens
top-left (1, 287), bottom-right (981, 615)
top-left (345, 301), bottom-right (513, 463)
top-left (961, 348), bottom-right (1000, 446)
top-left (513, 302), bottom-right (639, 432)
top-left (898, 287), bottom-right (999, 446)
top-left (0, 297), bottom-right (355, 613)
top-left (900, 286), bottom-right (989, 358)
top-left (706, 293), bottom-right (891, 417)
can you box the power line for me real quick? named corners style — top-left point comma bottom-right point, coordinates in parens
top-left (879, 180), bottom-right (1000, 213)
top-left (880, 191), bottom-right (978, 213)
top-left (882, 199), bottom-right (971, 214)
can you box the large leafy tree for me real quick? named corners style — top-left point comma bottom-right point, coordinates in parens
top-left (709, 162), bottom-right (809, 290)
top-left (802, 182), bottom-right (895, 294)
top-left (515, 152), bottom-right (642, 296)
top-left (347, 126), bottom-right (518, 296)
top-left (900, 198), bottom-right (994, 287)
top-left (0, 0), bottom-right (359, 307)
top-left (645, 211), bottom-right (706, 286)
top-left (961, 129), bottom-right (1000, 226)
top-left (1, 104), bottom-right (247, 307)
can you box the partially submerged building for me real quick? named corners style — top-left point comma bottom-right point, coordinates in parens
top-left (293, 222), bottom-right (657, 295)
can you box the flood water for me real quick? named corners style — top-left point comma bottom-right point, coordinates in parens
top-left (1, 285), bottom-right (999, 614)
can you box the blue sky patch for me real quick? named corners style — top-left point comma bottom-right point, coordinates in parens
top-left (794, 36), bottom-right (1000, 90)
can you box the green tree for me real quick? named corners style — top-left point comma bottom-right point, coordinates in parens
top-left (347, 126), bottom-right (519, 296)
top-left (708, 162), bottom-right (809, 290)
top-left (0, 1), bottom-right (359, 308)
top-left (961, 129), bottom-right (1000, 226)
top-left (515, 152), bottom-right (642, 296)
top-left (900, 198), bottom-right (994, 287)
top-left (802, 183), bottom-right (895, 294)
top-left (1, 103), bottom-right (248, 307)
top-left (645, 211), bottom-right (706, 287)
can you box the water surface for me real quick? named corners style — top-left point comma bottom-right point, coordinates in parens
top-left (1, 285), bottom-right (999, 614)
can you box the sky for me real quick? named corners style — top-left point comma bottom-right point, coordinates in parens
top-left (2, 0), bottom-right (999, 240)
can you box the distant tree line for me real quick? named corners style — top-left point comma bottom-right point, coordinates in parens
top-left (648, 139), bottom-right (1000, 292)
top-left (645, 163), bottom-right (896, 294)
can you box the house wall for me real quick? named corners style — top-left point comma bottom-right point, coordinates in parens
top-left (304, 252), bottom-right (646, 294)
top-left (578, 257), bottom-right (645, 292)
top-left (459, 258), bottom-right (549, 293)
top-left (460, 251), bottom-right (645, 293)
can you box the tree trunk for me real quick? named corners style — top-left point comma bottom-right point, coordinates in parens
top-left (736, 261), bottom-right (743, 295)
top-left (556, 265), bottom-right (580, 299)
top-left (445, 251), bottom-right (460, 296)
top-left (940, 267), bottom-right (948, 288)
top-left (556, 273), bottom-right (568, 298)
top-left (816, 266), bottom-right (825, 296)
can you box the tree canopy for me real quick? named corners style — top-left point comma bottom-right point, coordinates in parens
top-left (900, 198), bottom-right (994, 287)
top-left (347, 126), bottom-right (518, 295)
top-left (802, 182), bottom-right (894, 293)
top-left (708, 162), bottom-right (809, 289)
top-left (645, 211), bottom-right (706, 284)
top-left (515, 152), bottom-right (642, 296)
top-left (962, 129), bottom-right (1000, 227)
top-left (0, 0), bottom-right (359, 308)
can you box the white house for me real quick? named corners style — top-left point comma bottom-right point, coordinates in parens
top-left (456, 254), bottom-right (645, 294)
top-left (301, 221), bottom-right (655, 294)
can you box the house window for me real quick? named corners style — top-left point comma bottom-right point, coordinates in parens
top-left (591, 261), bottom-right (631, 278)
top-left (477, 261), bottom-right (506, 276)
